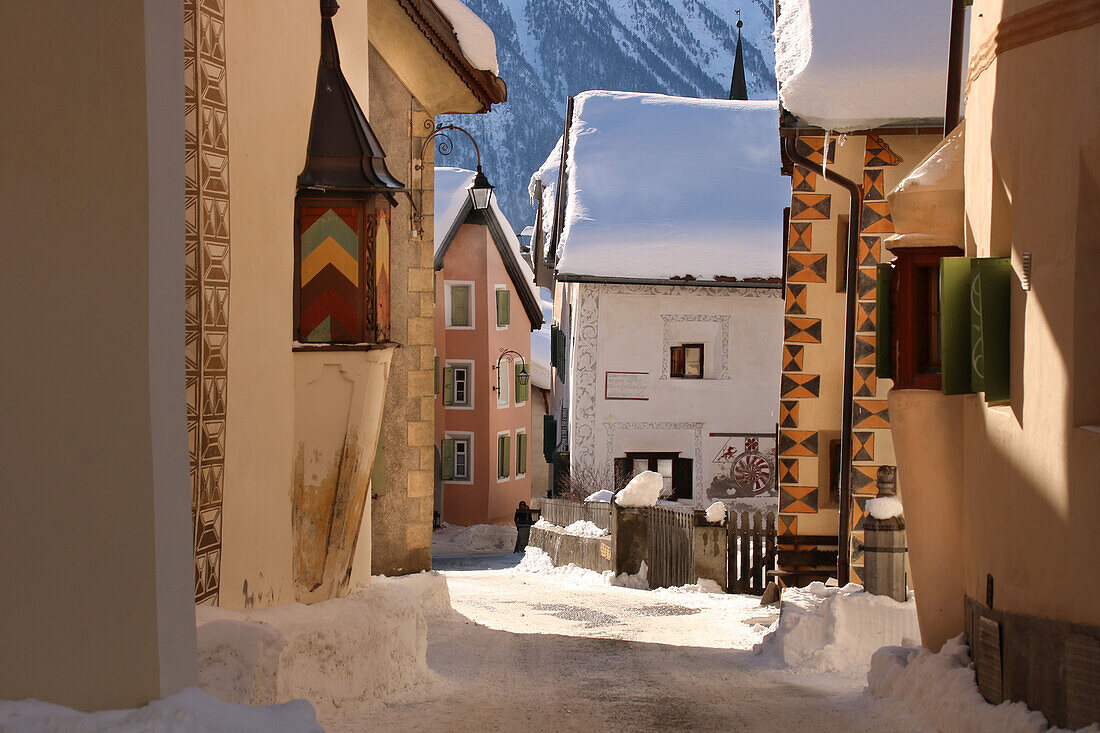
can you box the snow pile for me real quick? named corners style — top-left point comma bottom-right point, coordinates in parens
top-left (705, 501), bottom-right (727, 524)
top-left (556, 92), bottom-right (787, 282)
top-left (518, 547), bottom-right (649, 590)
top-left (754, 582), bottom-right (921, 677)
top-left (432, 0), bottom-right (498, 74)
top-left (196, 578), bottom-right (435, 711)
top-left (615, 470), bottom-right (664, 507)
top-left (662, 578), bottom-right (725, 595)
top-left (533, 518), bottom-right (610, 538)
top-left (774, 0), bottom-right (951, 131)
top-left (868, 636), bottom-right (1065, 733)
top-left (584, 489), bottom-right (614, 503)
top-left (0, 687), bottom-right (321, 733)
top-left (432, 523), bottom-right (518, 555)
top-left (608, 561), bottom-right (649, 590)
top-left (370, 571), bottom-right (453, 620)
top-left (866, 496), bottom-right (904, 520)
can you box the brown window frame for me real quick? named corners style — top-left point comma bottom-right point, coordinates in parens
top-left (892, 247), bottom-right (962, 391)
top-left (670, 343), bottom-right (704, 379)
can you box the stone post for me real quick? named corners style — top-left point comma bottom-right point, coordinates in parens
top-left (611, 504), bottom-right (649, 578)
top-left (693, 509), bottom-right (729, 592)
top-left (863, 466), bottom-right (908, 602)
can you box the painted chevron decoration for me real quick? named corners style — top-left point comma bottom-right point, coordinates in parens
top-left (299, 206), bottom-right (361, 342)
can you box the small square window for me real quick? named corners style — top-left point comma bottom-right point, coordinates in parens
top-left (670, 343), bottom-right (704, 379)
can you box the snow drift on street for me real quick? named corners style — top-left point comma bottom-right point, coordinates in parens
top-left (432, 523), bottom-right (518, 555)
top-left (754, 581), bottom-right (921, 677)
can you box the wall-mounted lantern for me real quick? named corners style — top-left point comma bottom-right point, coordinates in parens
top-left (492, 348), bottom-right (530, 401)
top-left (294, 0), bottom-right (404, 345)
top-left (409, 123), bottom-right (493, 235)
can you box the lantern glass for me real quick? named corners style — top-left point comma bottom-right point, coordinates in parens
top-left (470, 168), bottom-right (494, 211)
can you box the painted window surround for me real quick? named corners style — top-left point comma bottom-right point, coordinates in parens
top-left (494, 284), bottom-right (510, 330)
top-left (445, 280), bottom-right (475, 329)
top-left (445, 431), bottom-right (473, 484)
top-left (446, 359), bottom-right (474, 410)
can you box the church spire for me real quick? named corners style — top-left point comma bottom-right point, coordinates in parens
top-left (729, 11), bottom-right (748, 100)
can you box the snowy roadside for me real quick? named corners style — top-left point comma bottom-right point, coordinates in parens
top-left (432, 523), bottom-right (518, 556)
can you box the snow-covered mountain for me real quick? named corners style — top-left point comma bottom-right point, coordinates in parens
top-left (437, 0), bottom-right (778, 230)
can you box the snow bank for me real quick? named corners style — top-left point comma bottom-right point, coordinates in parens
top-left (705, 501), bottom-right (727, 524)
top-left (754, 582), bottom-right (921, 677)
top-left (615, 470), bottom-right (664, 507)
top-left (869, 636), bottom-right (1070, 733)
top-left (518, 547), bottom-right (648, 590)
top-left (774, 0), bottom-right (951, 131)
top-left (196, 578), bottom-right (436, 712)
top-left (866, 496), bottom-right (904, 520)
top-left (533, 518), bottom-right (610, 538)
top-left (556, 92), bottom-right (787, 282)
top-left (432, 523), bottom-right (518, 555)
top-left (371, 571), bottom-right (453, 620)
top-left (432, 0), bottom-right (498, 74)
top-left (0, 687), bottom-right (321, 733)
top-left (584, 489), bottom-right (614, 503)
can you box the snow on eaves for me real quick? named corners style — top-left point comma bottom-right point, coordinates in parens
top-left (433, 0), bottom-right (499, 74)
top-left (555, 92), bottom-right (789, 283)
top-left (434, 166), bottom-right (540, 315)
top-left (774, 0), bottom-right (952, 132)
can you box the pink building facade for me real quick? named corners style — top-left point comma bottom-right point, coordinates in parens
top-left (433, 169), bottom-right (542, 526)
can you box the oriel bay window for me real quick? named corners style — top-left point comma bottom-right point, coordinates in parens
top-left (294, 0), bottom-right (402, 344)
top-left (670, 343), bottom-right (704, 379)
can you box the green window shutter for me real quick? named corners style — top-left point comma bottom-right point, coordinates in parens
top-left (550, 326), bottom-right (560, 368)
top-left (971, 257), bottom-right (1012, 405)
top-left (441, 438), bottom-right (455, 480)
top-left (496, 289), bottom-right (510, 326)
top-left (940, 257), bottom-right (974, 395)
top-left (517, 433), bottom-right (527, 475)
top-left (543, 414), bottom-right (557, 463)
top-left (876, 263), bottom-right (893, 379)
top-left (434, 356), bottom-right (440, 395)
top-left (504, 435), bottom-right (511, 478)
top-left (515, 362), bottom-right (529, 403)
top-left (451, 286), bottom-right (469, 326)
top-left (443, 365), bottom-right (455, 405)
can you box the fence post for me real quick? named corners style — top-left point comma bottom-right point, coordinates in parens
top-left (863, 465), bottom-right (908, 602)
top-left (693, 509), bottom-right (728, 592)
top-left (612, 502), bottom-right (648, 578)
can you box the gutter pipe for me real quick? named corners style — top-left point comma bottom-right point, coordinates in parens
top-left (782, 137), bottom-right (863, 584)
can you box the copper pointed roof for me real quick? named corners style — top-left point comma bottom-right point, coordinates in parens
top-left (297, 0), bottom-right (404, 198)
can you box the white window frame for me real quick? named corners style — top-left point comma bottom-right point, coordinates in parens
top-left (446, 360), bottom-right (474, 410)
top-left (496, 360), bottom-right (510, 408)
top-left (445, 431), bottom-right (473, 484)
top-left (445, 280), bottom-right (475, 329)
top-left (494, 284), bottom-right (510, 331)
top-left (496, 429), bottom-right (511, 483)
top-left (515, 428), bottom-right (527, 478)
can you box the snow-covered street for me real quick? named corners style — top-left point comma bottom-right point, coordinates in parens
top-left (327, 552), bottom-right (924, 732)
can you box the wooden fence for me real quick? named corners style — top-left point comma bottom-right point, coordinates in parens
top-left (727, 510), bottom-right (777, 595)
top-left (540, 497), bottom-right (612, 532)
top-left (645, 505), bottom-right (695, 589)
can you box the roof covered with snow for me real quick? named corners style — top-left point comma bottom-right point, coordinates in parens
top-left (434, 167), bottom-right (542, 329)
top-left (433, 0), bottom-right (499, 75)
top-left (774, 0), bottom-right (952, 132)
top-left (552, 92), bottom-right (789, 283)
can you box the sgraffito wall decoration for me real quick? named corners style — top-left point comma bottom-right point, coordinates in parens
top-left (185, 0), bottom-right (230, 605)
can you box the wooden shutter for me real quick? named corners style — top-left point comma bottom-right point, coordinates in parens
top-left (441, 438), bottom-right (455, 480)
top-left (498, 435), bottom-right (511, 478)
top-left (972, 257), bottom-right (1012, 405)
top-left (876, 263), bottom-right (894, 378)
top-left (550, 325), bottom-right (560, 368)
top-left (543, 415), bottom-right (557, 463)
top-left (496, 289), bottom-right (510, 326)
top-left (515, 363), bottom-right (529, 403)
top-left (614, 457), bottom-right (631, 490)
top-left (517, 433), bottom-right (527, 475)
top-left (672, 457), bottom-right (693, 500)
top-left (940, 257), bottom-right (973, 395)
top-left (451, 286), bottom-right (469, 326)
top-left (434, 356), bottom-right (440, 395)
top-left (297, 202), bottom-right (364, 343)
top-left (443, 366), bottom-right (455, 405)
top-left (670, 346), bottom-right (686, 377)
top-left (504, 435), bottom-right (511, 478)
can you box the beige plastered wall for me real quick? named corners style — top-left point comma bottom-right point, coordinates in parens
top-left (530, 386), bottom-right (552, 504)
top-left (219, 0), bottom-right (373, 609)
top-left (955, 1), bottom-right (1100, 626)
top-left (367, 46), bottom-right (438, 576)
top-left (0, 0), bottom-right (197, 709)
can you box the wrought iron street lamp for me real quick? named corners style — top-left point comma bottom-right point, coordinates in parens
top-left (492, 348), bottom-right (529, 392)
top-left (422, 123), bottom-right (494, 210)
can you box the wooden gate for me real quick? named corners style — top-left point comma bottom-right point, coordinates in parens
top-left (646, 506), bottom-right (695, 589)
top-left (728, 510), bottom-right (777, 594)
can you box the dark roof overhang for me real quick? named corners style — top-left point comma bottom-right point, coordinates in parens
top-left (297, 0), bottom-right (405, 202)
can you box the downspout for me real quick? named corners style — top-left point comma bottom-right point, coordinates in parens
top-left (783, 137), bottom-right (863, 584)
top-left (944, 0), bottom-right (967, 135)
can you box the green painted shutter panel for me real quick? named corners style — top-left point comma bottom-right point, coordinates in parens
top-left (441, 439), bottom-right (454, 480)
top-left (940, 257), bottom-right (974, 395)
top-left (434, 356), bottom-right (440, 395)
top-left (443, 365), bottom-right (455, 405)
top-left (876, 264), bottom-right (893, 378)
top-left (504, 435), bottom-right (511, 478)
top-left (543, 415), bottom-right (557, 462)
top-left (496, 289), bottom-right (510, 326)
top-left (515, 363), bottom-right (529, 402)
top-left (451, 286), bottom-right (469, 326)
top-left (517, 433), bottom-right (527, 475)
top-left (550, 326), bottom-right (560, 368)
top-left (972, 257), bottom-right (1012, 405)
